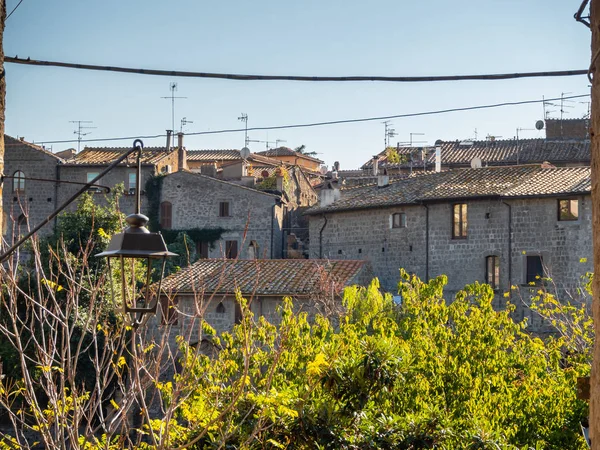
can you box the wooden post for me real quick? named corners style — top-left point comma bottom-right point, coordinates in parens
top-left (0, 0), bottom-right (5, 235)
top-left (591, 0), bottom-right (600, 447)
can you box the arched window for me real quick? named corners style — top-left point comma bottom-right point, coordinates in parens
top-left (13, 171), bottom-right (25, 193)
top-left (16, 214), bottom-right (27, 238)
top-left (216, 302), bottom-right (226, 314)
top-left (160, 202), bottom-right (172, 229)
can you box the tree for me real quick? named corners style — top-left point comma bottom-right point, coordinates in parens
top-left (294, 144), bottom-right (318, 157)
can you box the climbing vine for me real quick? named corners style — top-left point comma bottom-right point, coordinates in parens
top-left (144, 173), bottom-right (227, 263)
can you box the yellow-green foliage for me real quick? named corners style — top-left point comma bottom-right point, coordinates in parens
top-left (154, 273), bottom-right (588, 449)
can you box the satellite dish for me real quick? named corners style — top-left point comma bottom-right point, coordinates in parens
top-left (319, 165), bottom-right (328, 175)
top-left (535, 120), bottom-right (545, 130)
top-left (240, 147), bottom-right (250, 159)
top-left (470, 157), bottom-right (482, 169)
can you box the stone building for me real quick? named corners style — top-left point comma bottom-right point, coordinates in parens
top-left (57, 143), bottom-right (182, 216)
top-left (158, 170), bottom-right (285, 259)
top-left (156, 258), bottom-right (373, 336)
top-left (306, 166), bottom-right (592, 327)
top-left (2, 135), bottom-right (65, 246)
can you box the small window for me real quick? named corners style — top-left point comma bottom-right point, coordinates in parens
top-left (526, 255), bottom-right (544, 285)
top-left (219, 202), bottom-right (230, 217)
top-left (160, 201), bottom-right (172, 229)
top-left (12, 171), bottom-right (25, 193)
top-left (485, 256), bottom-right (500, 290)
top-left (558, 199), bottom-right (579, 221)
top-left (197, 241), bottom-right (209, 259)
top-left (87, 172), bottom-right (100, 192)
top-left (216, 302), bottom-right (226, 314)
top-left (391, 212), bottom-right (407, 229)
top-left (248, 241), bottom-right (259, 260)
top-left (128, 172), bottom-right (137, 195)
top-left (225, 240), bottom-right (238, 259)
top-left (452, 203), bottom-right (468, 239)
top-left (261, 170), bottom-right (270, 178)
top-left (160, 297), bottom-right (178, 325)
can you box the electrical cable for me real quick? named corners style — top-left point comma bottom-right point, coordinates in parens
top-left (33, 93), bottom-right (590, 146)
top-left (6, 0), bottom-right (25, 20)
top-left (5, 56), bottom-right (587, 83)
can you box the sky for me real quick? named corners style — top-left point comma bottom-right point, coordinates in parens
top-left (4, 0), bottom-right (592, 169)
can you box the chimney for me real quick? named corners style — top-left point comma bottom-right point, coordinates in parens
top-left (435, 146), bottom-right (441, 173)
top-left (334, 161), bottom-right (340, 172)
top-left (320, 181), bottom-right (341, 208)
top-left (177, 132), bottom-right (187, 171)
top-left (166, 130), bottom-right (172, 151)
top-left (372, 155), bottom-right (379, 176)
top-left (377, 168), bottom-right (389, 188)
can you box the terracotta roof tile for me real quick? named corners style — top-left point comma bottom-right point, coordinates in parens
top-left (307, 166), bottom-right (591, 214)
top-left (5, 135), bottom-right (64, 160)
top-left (187, 149), bottom-right (241, 162)
top-left (161, 259), bottom-right (369, 295)
top-left (362, 139), bottom-right (590, 170)
top-left (65, 146), bottom-right (171, 165)
top-left (257, 147), bottom-right (324, 164)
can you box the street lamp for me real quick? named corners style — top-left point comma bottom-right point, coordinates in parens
top-left (96, 139), bottom-right (176, 326)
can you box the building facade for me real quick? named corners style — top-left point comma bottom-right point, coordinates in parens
top-left (307, 167), bottom-right (592, 328)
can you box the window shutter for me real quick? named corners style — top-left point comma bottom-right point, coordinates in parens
top-left (160, 202), bottom-right (172, 229)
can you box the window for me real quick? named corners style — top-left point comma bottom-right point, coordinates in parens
top-left (452, 203), bottom-right (468, 238)
top-left (391, 212), bottom-right (407, 229)
top-left (225, 240), bottom-right (238, 259)
top-left (219, 202), bottom-right (230, 217)
top-left (197, 241), bottom-right (209, 259)
top-left (160, 297), bottom-right (178, 325)
top-left (216, 302), bottom-right (226, 314)
top-left (526, 255), bottom-right (544, 285)
top-left (128, 172), bottom-right (137, 195)
top-left (12, 171), bottom-right (25, 193)
top-left (87, 172), bottom-right (100, 192)
top-left (248, 241), bottom-right (259, 260)
top-left (485, 256), bottom-right (500, 290)
top-left (558, 199), bottom-right (579, 221)
top-left (160, 202), bottom-right (172, 229)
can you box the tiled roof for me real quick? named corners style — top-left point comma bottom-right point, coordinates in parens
top-left (361, 139), bottom-right (590, 170)
top-left (161, 259), bottom-right (369, 295)
top-left (65, 146), bottom-right (171, 165)
top-left (5, 135), bottom-right (64, 160)
top-left (306, 166), bottom-right (591, 214)
top-left (257, 147), bottom-right (324, 164)
top-left (187, 149), bottom-right (241, 162)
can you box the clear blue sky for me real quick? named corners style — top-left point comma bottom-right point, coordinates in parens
top-left (4, 0), bottom-right (591, 169)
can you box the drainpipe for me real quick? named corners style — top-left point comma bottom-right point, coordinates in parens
top-left (319, 214), bottom-right (328, 259)
top-left (270, 203), bottom-right (276, 259)
top-left (501, 200), bottom-right (512, 292)
top-left (423, 204), bottom-right (429, 281)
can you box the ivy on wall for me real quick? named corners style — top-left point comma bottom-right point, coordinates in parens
top-left (144, 173), bottom-right (227, 252)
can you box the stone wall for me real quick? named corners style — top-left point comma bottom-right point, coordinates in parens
top-left (160, 171), bottom-right (283, 259)
top-left (2, 137), bottom-right (63, 246)
top-left (309, 195), bottom-right (593, 327)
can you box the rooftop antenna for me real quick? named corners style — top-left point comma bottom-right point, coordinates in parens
top-left (474, 128), bottom-right (478, 141)
top-left (70, 120), bottom-right (96, 152)
top-left (275, 139), bottom-right (287, 147)
top-left (180, 117), bottom-right (193, 133)
top-left (161, 83), bottom-right (187, 147)
top-left (409, 132), bottom-right (425, 147)
top-left (238, 113), bottom-right (249, 147)
top-left (382, 121), bottom-right (397, 148)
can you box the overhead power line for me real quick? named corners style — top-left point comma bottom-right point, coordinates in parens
top-left (5, 56), bottom-right (587, 83)
top-left (34, 94), bottom-right (589, 146)
top-left (6, 0), bottom-right (25, 20)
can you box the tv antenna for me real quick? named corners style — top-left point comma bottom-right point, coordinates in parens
top-left (276, 139), bottom-right (287, 147)
top-left (382, 121), bottom-right (397, 148)
top-left (180, 117), bottom-right (193, 133)
top-left (560, 92), bottom-right (575, 122)
top-left (238, 113), bottom-right (249, 147)
top-left (70, 120), bottom-right (96, 152)
top-left (162, 83), bottom-right (187, 146)
top-left (409, 132), bottom-right (425, 147)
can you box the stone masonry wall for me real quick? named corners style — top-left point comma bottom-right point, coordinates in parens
top-left (3, 138), bottom-right (62, 246)
top-left (160, 171), bottom-right (283, 259)
top-left (309, 195), bottom-right (593, 329)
